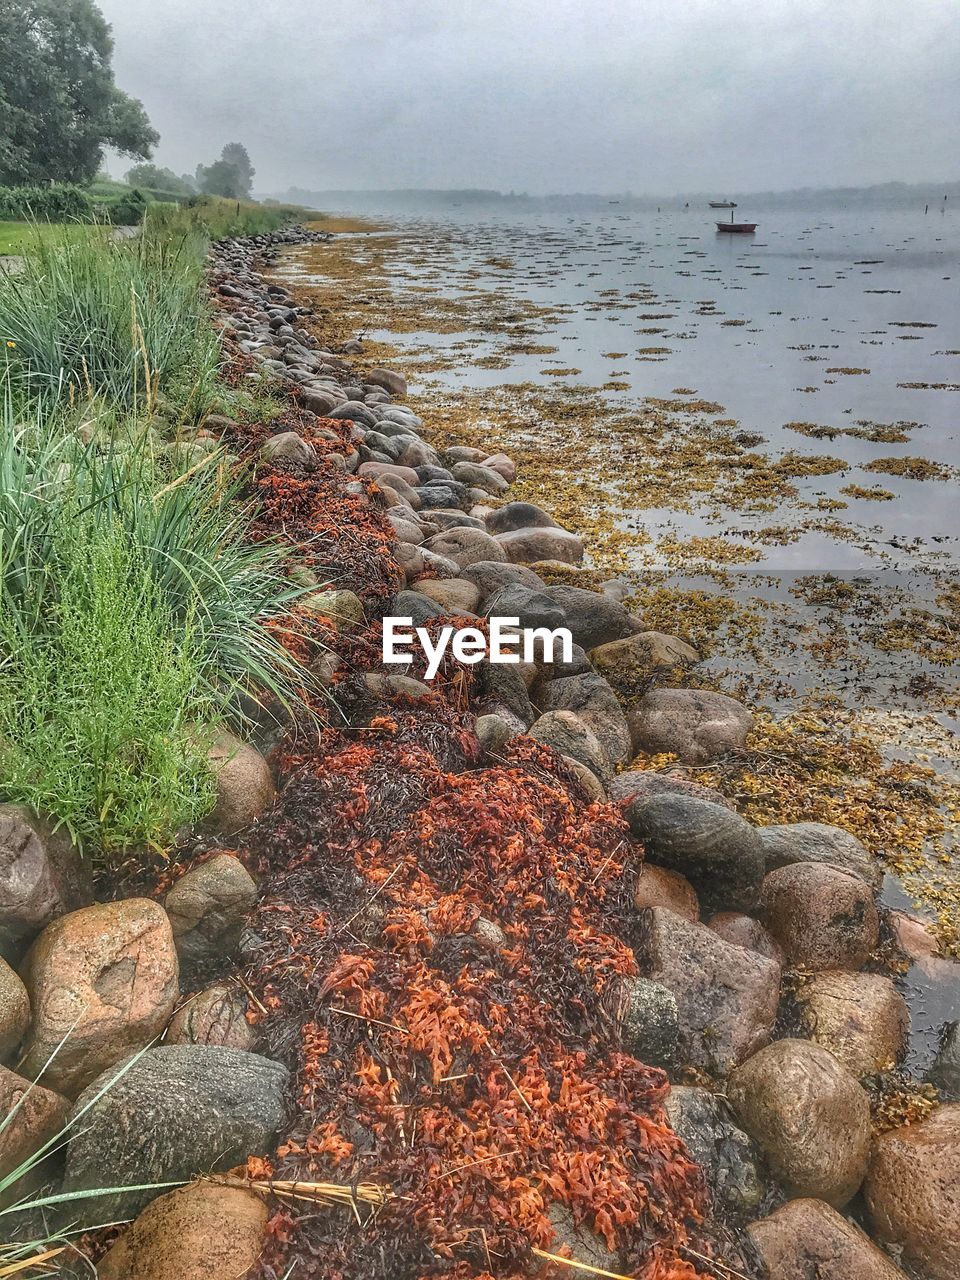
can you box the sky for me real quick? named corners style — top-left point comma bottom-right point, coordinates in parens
top-left (96, 0), bottom-right (960, 196)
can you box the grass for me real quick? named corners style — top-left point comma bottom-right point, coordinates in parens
top-left (0, 227), bottom-right (220, 417)
top-left (0, 223), bottom-right (98, 256)
top-left (0, 414), bottom-right (311, 859)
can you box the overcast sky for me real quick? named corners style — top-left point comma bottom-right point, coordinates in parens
top-left (97, 0), bottom-right (959, 196)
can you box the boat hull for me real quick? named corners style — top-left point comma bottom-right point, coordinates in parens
top-left (716, 222), bottom-right (757, 233)
top-left (709, 201), bottom-right (737, 208)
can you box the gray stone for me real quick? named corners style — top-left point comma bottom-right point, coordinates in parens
top-left (541, 672), bottom-right (632, 769)
top-left (0, 805), bottom-right (93, 958)
top-left (425, 527), bottom-right (508, 569)
top-left (165, 855), bottom-right (257, 969)
top-left (618, 976), bottom-right (678, 1067)
top-left (484, 584), bottom-right (568, 633)
top-left (528, 711), bottom-right (610, 782)
top-left (62, 1046), bottom-right (288, 1226)
top-left (665, 1086), bottom-right (765, 1216)
top-left (259, 431), bottom-right (315, 468)
top-left (485, 501), bottom-right (558, 534)
top-left (624, 794), bottom-right (765, 914)
top-left (927, 1021), bottom-right (960, 1100)
top-left (328, 400), bottom-right (379, 428)
top-left (759, 822), bottom-right (882, 889)
top-left (539, 585), bottom-right (634, 649)
top-left (494, 526), bottom-right (585, 566)
top-left (631, 688), bottom-right (753, 764)
top-left (367, 367), bottom-right (407, 397)
top-left (459, 561), bottom-right (545, 602)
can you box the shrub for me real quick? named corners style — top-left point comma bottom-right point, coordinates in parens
top-left (0, 183), bottom-right (93, 222)
top-left (0, 229), bottom-right (220, 415)
top-left (105, 186), bottom-right (149, 226)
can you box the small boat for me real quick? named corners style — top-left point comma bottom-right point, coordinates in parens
top-left (716, 221), bottom-right (757, 233)
top-left (709, 200), bottom-right (737, 209)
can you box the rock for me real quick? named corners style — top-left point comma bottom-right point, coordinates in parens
top-left (0, 957), bottom-right (29, 1061)
top-left (494, 527), bottom-right (585, 566)
top-left (165, 855), bottom-right (257, 969)
top-left (485, 584), bottom-right (568, 633)
top-left (865, 1103), bottom-right (960, 1280)
top-left (412, 578), bottom-right (482, 614)
top-left (0, 805), bottom-right (92, 957)
top-left (475, 662), bottom-right (536, 726)
top-left (94, 1179), bottom-right (268, 1280)
top-left (547, 1203), bottom-right (623, 1274)
top-left (539, 586), bottom-right (634, 650)
top-left (759, 822), bottom-right (882, 890)
top-left (328, 400), bottom-right (379, 428)
top-left (0, 1064), bottom-right (69, 1198)
top-left (302, 588), bottom-right (365, 632)
top-left (890, 910), bottom-right (941, 962)
top-left (636, 908), bottom-right (780, 1075)
top-left (259, 431), bottom-right (314, 467)
top-left (528, 711), bottom-right (610, 783)
top-left (760, 863), bottom-right (879, 971)
top-left (62, 1045), bottom-right (288, 1225)
top-left (610, 770), bottom-right (735, 810)
top-left (541, 673), bottom-right (632, 768)
top-left (450, 461), bottom-right (510, 494)
top-left (485, 502), bottom-right (559, 534)
top-left (358, 459), bottom-right (420, 487)
top-left (301, 387), bottom-right (346, 415)
top-left (398, 439), bottom-right (440, 469)
top-left (589, 632), bottom-right (700, 701)
top-left (795, 970), bottom-right (909, 1077)
top-left (928, 1022), bottom-right (960, 1100)
top-left (749, 1198), bottom-right (908, 1280)
top-left (166, 982), bottom-right (257, 1051)
top-left (396, 541), bottom-right (425, 581)
top-left (623, 794), bottom-right (765, 913)
top-left (367, 367), bottom-right (407, 397)
top-left (482, 453), bottom-right (516, 483)
top-left (633, 864), bottom-right (699, 921)
top-left (475, 713), bottom-right (517, 754)
top-left (459, 560), bottom-right (544, 601)
top-left (20, 899), bottom-right (179, 1097)
top-left (425, 527), bottom-right (507, 570)
top-left (417, 483), bottom-right (469, 512)
top-left (665, 1086), bottom-right (765, 1217)
top-left (559, 754), bottom-right (608, 800)
top-left (618, 976), bottom-right (678, 1067)
top-left (631, 688), bottom-right (753, 764)
top-left (705, 913), bottom-right (783, 965)
top-left (364, 673), bottom-right (433, 701)
top-left (206, 731), bottom-right (276, 836)
top-left (390, 589), bottom-right (446, 627)
top-left (727, 1039), bottom-right (871, 1207)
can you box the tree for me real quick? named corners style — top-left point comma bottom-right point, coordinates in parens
top-left (196, 144), bottom-right (255, 200)
top-left (221, 143), bottom-right (254, 197)
top-left (124, 163), bottom-right (192, 195)
top-left (0, 0), bottom-right (158, 187)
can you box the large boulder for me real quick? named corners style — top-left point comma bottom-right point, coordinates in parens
top-left (0, 805), bottom-right (92, 958)
top-left (0, 957), bottom-right (29, 1061)
top-left (459, 561), bottom-right (544, 602)
top-left (165, 981), bottom-right (258, 1051)
top-left (759, 821), bottom-right (882, 889)
top-left (527, 711), bottom-right (610, 783)
top-left (749, 1198), bottom-right (908, 1280)
top-left (928, 1022), bottom-right (960, 1100)
top-left (484, 584), bottom-right (568, 633)
top-left (623, 793), bottom-right (765, 914)
top-left (366, 367), bottom-right (407, 397)
top-left (424, 527), bottom-right (507, 569)
top-left (727, 1039), bottom-right (871, 1207)
top-left (795, 970), bottom-right (909, 1077)
top-left (541, 673), bottom-right (632, 769)
top-left (633, 864), bottom-right (699, 922)
top-left (165, 854), bottom-right (258, 969)
top-left (413, 578), bottom-right (482, 615)
top-left (0, 1064), bottom-right (69, 1201)
top-left (588, 632), bottom-right (700, 701)
top-left (665, 1085), bottom-right (765, 1217)
top-left (206, 732), bottom-right (276, 836)
top-left (450, 461), bottom-right (510, 494)
top-left (539, 586), bottom-right (634, 649)
top-left (62, 1045), bottom-right (288, 1225)
top-left (635, 908), bottom-right (780, 1076)
top-left (630, 688), bottom-right (753, 764)
top-left (20, 899), bottom-right (179, 1097)
top-left (865, 1104), bottom-right (960, 1280)
top-left (494, 527), bottom-right (584, 566)
top-left (704, 912), bottom-right (783, 965)
top-left (760, 862), bottom-right (879, 971)
top-left (95, 1181), bottom-right (269, 1280)
top-left (485, 502), bottom-right (559, 534)
top-left (610, 771), bottom-right (735, 810)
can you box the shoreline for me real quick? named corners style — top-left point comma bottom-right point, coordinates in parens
top-left (193, 223), bottom-right (958, 1277)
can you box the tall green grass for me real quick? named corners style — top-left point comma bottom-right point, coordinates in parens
top-left (0, 229), bottom-right (220, 416)
top-left (0, 414), bottom-right (310, 858)
top-left (146, 196), bottom-right (314, 242)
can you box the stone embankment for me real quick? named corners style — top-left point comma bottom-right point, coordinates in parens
top-left (0, 225), bottom-right (957, 1280)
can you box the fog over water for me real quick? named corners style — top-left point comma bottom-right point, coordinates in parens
top-left (96, 0), bottom-right (960, 195)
